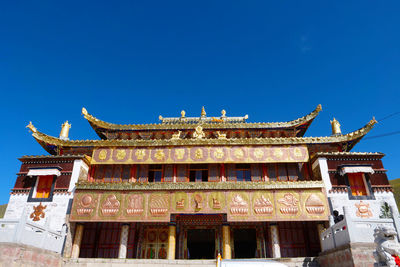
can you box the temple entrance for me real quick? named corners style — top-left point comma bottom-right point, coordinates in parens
top-left (187, 229), bottom-right (215, 259)
top-left (233, 228), bottom-right (257, 258)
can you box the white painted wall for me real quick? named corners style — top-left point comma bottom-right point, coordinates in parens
top-left (3, 158), bottom-right (89, 232)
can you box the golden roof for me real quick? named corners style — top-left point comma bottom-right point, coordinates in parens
top-left (81, 104), bottom-right (322, 130)
top-left (28, 117), bottom-right (377, 148)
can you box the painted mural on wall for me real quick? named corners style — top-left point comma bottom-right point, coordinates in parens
top-left (91, 145), bottom-right (309, 165)
top-left (70, 189), bottom-right (328, 222)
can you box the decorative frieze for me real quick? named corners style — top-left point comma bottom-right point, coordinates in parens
top-left (70, 187), bottom-right (328, 222)
top-left (91, 145), bottom-right (309, 165)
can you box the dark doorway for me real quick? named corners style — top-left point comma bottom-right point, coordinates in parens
top-left (233, 228), bottom-right (257, 258)
top-left (187, 229), bottom-right (215, 259)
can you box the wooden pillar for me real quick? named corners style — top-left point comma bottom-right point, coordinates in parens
top-left (269, 223), bottom-right (281, 258)
top-left (167, 223), bottom-right (176, 260)
top-left (71, 223), bottom-right (84, 259)
top-left (222, 224), bottom-right (231, 259)
top-left (118, 223), bottom-right (130, 259)
top-left (317, 223), bottom-right (325, 250)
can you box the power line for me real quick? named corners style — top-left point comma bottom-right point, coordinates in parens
top-left (364, 130), bottom-right (400, 140)
top-left (377, 111), bottom-right (400, 122)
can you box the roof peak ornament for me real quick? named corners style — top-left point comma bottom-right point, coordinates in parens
top-left (201, 106), bottom-right (206, 117)
top-left (26, 121), bottom-right (37, 133)
top-left (330, 118), bottom-right (342, 136)
top-left (60, 121), bottom-right (71, 140)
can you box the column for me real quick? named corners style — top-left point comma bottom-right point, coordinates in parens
top-left (118, 223), bottom-right (130, 259)
top-left (167, 223), bottom-right (176, 260)
top-left (222, 224), bottom-right (231, 259)
top-left (71, 223), bottom-right (84, 259)
top-left (269, 223), bottom-right (281, 258)
top-left (317, 223), bottom-right (325, 250)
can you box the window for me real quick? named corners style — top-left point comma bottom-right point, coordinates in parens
top-left (27, 168), bottom-right (59, 202)
top-left (189, 164), bottom-right (208, 182)
top-left (28, 175), bottom-right (56, 202)
top-left (348, 173), bottom-right (368, 196)
top-left (236, 164), bottom-right (251, 182)
top-left (149, 165), bottom-right (163, 182)
top-left (34, 175), bottom-right (53, 198)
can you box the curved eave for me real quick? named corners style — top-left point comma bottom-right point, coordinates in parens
top-left (82, 105), bottom-right (322, 133)
top-left (28, 118), bottom-right (376, 154)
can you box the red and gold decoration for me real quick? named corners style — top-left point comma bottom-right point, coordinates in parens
top-left (70, 188), bottom-right (328, 222)
top-left (30, 203), bottom-right (47, 221)
top-left (91, 145), bottom-right (309, 165)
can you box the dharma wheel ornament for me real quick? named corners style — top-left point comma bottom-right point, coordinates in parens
top-left (330, 118), bottom-right (342, 136)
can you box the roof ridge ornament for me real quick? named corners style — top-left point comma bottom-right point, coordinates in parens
top-left (60, 121), bottom-right (71, 140)
top-left (330, 118), bottom-right (342, 136)
top-left (201, 106), bottom-right (206, 117)
top-left (26, 121), bottom-right (37, 133)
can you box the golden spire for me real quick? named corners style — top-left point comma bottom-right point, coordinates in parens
top-left (201, 106), bottom-right (206, 117)
top-left (330, 118), bottom-right (342, 135)
top-left (82, 107), bottom-right (88, 116)
top-left (60, 121), bottom-right (71, 140)
top-left (26, 121), bottom-right (37, 133)
top-left (181, 110), bottom-right (186, 118)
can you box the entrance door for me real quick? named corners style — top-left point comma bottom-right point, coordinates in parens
top-left (187, 229), bottom-right (215, 259)
top-left (233, 228), bottom-right (257, 258)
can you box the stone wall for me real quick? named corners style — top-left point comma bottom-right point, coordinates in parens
top-left (0, 242), bottom-right (62, 267)
top-left (318, 243), bottom-right (377, 267)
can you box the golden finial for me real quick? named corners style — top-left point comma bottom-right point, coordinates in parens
top-left (201, 106), bottom-right (206, 117)
top-left (159, 115), bottom-right (163, 121)
top-left (330, 118), bottom-right (341, 135)
top-left (26, 121), bottom-right (37, 133)
top-left (221, 109), bottom-right (226, 117)
top-left (82, 107), bottom-right (88, 116)
top-left (181, 110), bottom-right (186, 118)
top-left (60, 121), bottom-right (71, 140)
top-left (316, 104), bottom-right (322, 112)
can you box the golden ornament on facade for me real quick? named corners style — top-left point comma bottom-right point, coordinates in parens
top-left (254, 195), bottom-right (273, 215)
top-left (230, 194), bottom-right (248, 215)
top-left (213, 148), bottom-right (225, 159)
top-left (98, 149), bottom-right (108, 160)
top-left (194, 148), bottom-right (203, 159)
top-left (278, 193), bottom-right (299, 215)
top-left (116, 149), bottom-right (126, 160)
top-left (305, 194), bottom-right (325, 214)
top-left (154, 150), bottom-right (165, 160)
top-left (254, 148), bottom-right (264, 159)
top-left (135, 149), bottom-right (146, 160)
top-left (126, 194), bottom-right (144, 215)
top-left (30, 203), bottom-right (47, 221)
top-left (194, 194), bottom-right (203, 210)
top-left (355, 201), bottom-right (373, 218)
top-left (77, 194), bottom-right (95, 215)
top-left (174, 148), bottom-right (185, 160)
top-left (101, 194), bottom-right (120, 216)
top-left (193, 125), bottom-right (205, 139)
top-left (171, 131), bottom-right (181, 140)
top-left (176, 199), bottom-right (185, 209)
top-left (149, 195), bottom-right (169, 216)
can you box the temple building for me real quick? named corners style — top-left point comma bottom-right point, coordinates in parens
top-left (1, 105), bottom-right (398, 266)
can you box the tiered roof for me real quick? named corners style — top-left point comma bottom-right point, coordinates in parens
top-left (82, 105), bottom-right (322, 139)
top-left (26, 105), bottom-right (377, 156)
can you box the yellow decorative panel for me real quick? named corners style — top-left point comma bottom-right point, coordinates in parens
top-left (91, 145), bottom-right (309, 164)
top-left (70, 186), bottom-right (328, 222)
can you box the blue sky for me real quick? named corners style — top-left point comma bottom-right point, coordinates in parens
top-left (0, 1), bottom-right (399, 204)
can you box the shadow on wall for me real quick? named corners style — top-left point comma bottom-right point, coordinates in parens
top-left (0, 204), bottom-right (7, 218)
